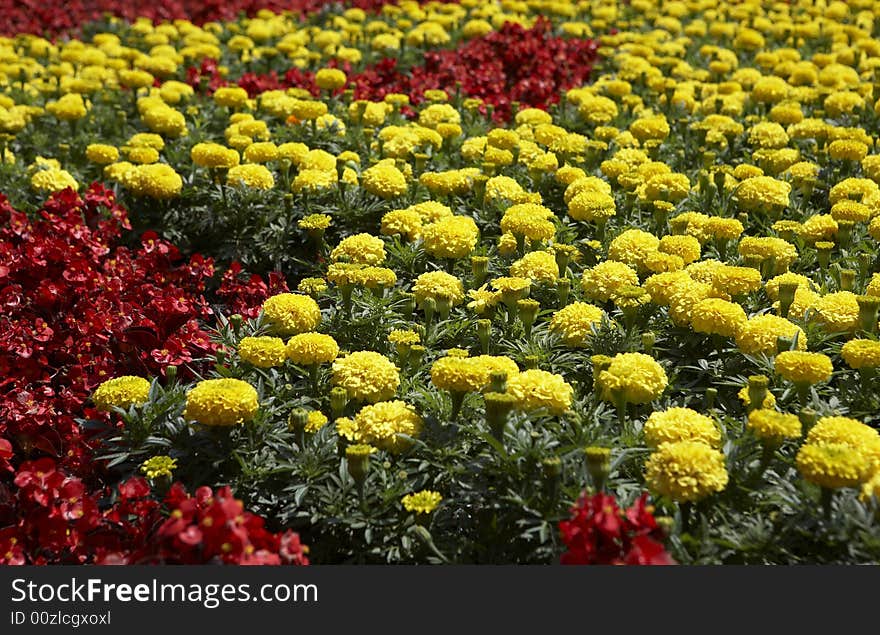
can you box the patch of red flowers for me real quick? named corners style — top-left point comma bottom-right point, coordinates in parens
top-left (228, 19), bottom-right (597, 121)
top-left (1, 461), bottom-right (308, 564)
top-left (559, 492), bottom-right (675, 565)
top-left (0, 185), bottom-right (303, 564)
top-left (355, 18), bottom-right (598, 121)
top-left (0, 0), bottom-right (398, 37)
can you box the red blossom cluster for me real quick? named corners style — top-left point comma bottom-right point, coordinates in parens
top-left (351, 19), bottom-right (598, 120)
top-left (0, 0), bottom-right (397, 37)
top-left (1, 461), bottom-right (308, 565)
top-left (228, 20), bottom-right (597, 121)
top-left (0, 185), bottom-right (215, 472)
top-left (559, 492), bottom-right (675, 565)
top-left (157, 482), bottom-right (309, 565)
top-left (0, 186), bottom-right (303, 565)
top-left (217, 261), bottom-right (289, 320)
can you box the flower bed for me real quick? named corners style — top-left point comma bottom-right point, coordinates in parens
top-left (2, 0), bottom-right (880, 565)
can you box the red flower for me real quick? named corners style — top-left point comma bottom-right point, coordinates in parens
top-left (560, 491), bottom-right (675, 565)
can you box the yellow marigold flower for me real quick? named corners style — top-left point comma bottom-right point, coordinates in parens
top-left (140, 455), bottom-right (177, 479)
top-left (862, 155), bottom-right (880, 183)
top-left (785, 161), bottom-right (819, 185)
top-left (213, 86), bottom-right (249, 109)
top-left (668, 279), bottom-right (714, 326)
top-left (645, 441), bottom-right (729, 503)
top-left (567, 190), bottom-right (616, 223)
top-left (608, 229), bottom-right (660, 272)
top-left (577, 94), bottom-right (618, 125)
top-left (638, 173), bottom-right (690, 203)
top-left (332, 351), bottom-right (400, 403)
top-left (412, 271), bottom-right (464, 306)
top-left (330, 233), bottom-right (386, 265)
top-left (119, 69), bottom-right (154, 89)
top-left (658, 235), bottom-right (700, 265)
top-left (361, 161), bottom-right (408, 199)
top-left (599, 352), bottom-right (668, 405)
top-left (735, 176), bottom-right (791, 212)
top-left (286, 333), bottom-right (339, 365)
top-left (422, 215), bottom-right (479, 259)
top-left (735, 315), bottom-right (806, 356)
top-left (516, 108), bottom-right (552, 126)
top-left (418, 103), bottom-right (460, 128)
top-left (799, 215), bottom-right (838, 243)
top-left (388, 329), bottom-right (420, 346)
top-left (691, 298), bottom-right (747, 338)
top-left (242, 141), bottom-right (278, 164)
top-left (774, 351), bottom-right (833, 385)
top-left (290, 100), bottom-right (328, 121)
top-left (830, 200), bottom-right (871, 223)
top-left (402, 201), bottom-right (452, 224)
top-left (510, 250), bottom-right (558, 284)
top-left (191, 142), bottom-right (240, 169)
top-left (401, 490), bottom-right (442, 514)
top-left (142, 105), bottom-right (187, 138)
top-left (582, 260), bottom-right (639, 303)
top-left (814, 291), bottom-right (860, 332)
top-left (298, 214), bottom-right (331, 231)
top-left (841, 339), bottom-right (880, 369)
top-left (500, 203), bottom-right (556, 241)
top-left (748, 121), bottom-right (789, 148)
top-left (824, 91), bottom-right (864, 118)
top-left (46, 93), bottom-right (87, 121)
top-left (127, 133), bottom-right (165, 150)
top-left (549, 302), bottom-right (605, 347)
top-left (747, 409), bottom-right (801, 444)
top-left (431, 355), bottom-right (518, 393)
top-left (238, 336), bottom-right (287, 368)
top-left (869, 216), bottom-right (880, 242)
top-left (86, 144), bottom-right (119, 165)
top-left (31, 168), bottom-right (78, 193)
top-left (506, 369), bottom-right (573, 415)
top-left (751, 75), bottom-right (790, 103)
top-left (351, 400), bottom-right (421, 453)
top-left (93, 376), bottom-right (151, 411)
top-left (484, 174), bottom-right (540, 204)
top-left (277, 142), bottom-right (309, 166)
top-left (806, 416), bottom-right (880, 469)
top-left (315, 68), bottom-right (347, 91)
top-left (711, 265), bottom-right (762, 296)
top-left (305, 410), bottom-right (329, 433)
top-left (381, 209), bottom-right (422, 241)
top-left (335, 417), bottom-right (358, 442)
top-left (126, 146), bottom-right (159, 164)
top-left (828, 139), bottom-right (868, 162)
top-left (183, 378), bottom-right (259, 427)
top-left (644, 271), bottom-right (693, 306)
top-left (673, 211), bottom-right (712, 244)
top-left (497, 232), bottom-right (518, 256)
top-left (261, 293), bottom-right (321, 336)
top-left (737, 237), bottom-right (797, 271)
top-left (629, 114), bottom-right (670, 142)
top-left (796, 443), bottom-right (872, 489)
top-left (467, 285), bottom-right (501, 314)
top-left (123, 164), bottom-right (182, 199)
top-left (644, 407), bottom-right (720, 448)
top-left (227, 164), bottom-right (274, 189)
top-left (828, 177), bottom-right (879, 206)
top-left (564, 176), bottom-right (612, 205)
top-left (782, 287), bottom-right (821, 321)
